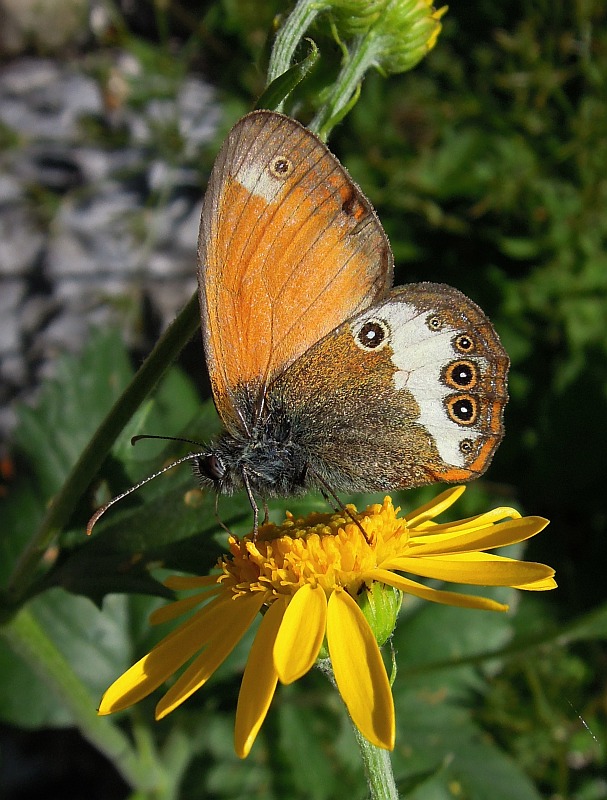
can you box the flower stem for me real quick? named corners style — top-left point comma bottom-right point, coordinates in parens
top-left (5, 291), bottom-right (201, 608)
top-left (352, 724), bottom-right (399, 800)
top-left (318, 658), bottom-right (398, 800)
top-left (266, 0), bottom-right (325, 89)
top-left (1, 608), bottom-right (155, 792)
top-left (309, 32), bottom-right (380, 139)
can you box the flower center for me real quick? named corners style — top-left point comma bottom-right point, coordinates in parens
top-left (219, 500), bottom-right (409, 601)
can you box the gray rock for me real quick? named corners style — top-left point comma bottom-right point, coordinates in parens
top-left (0, 54), bottom-right (219, 443)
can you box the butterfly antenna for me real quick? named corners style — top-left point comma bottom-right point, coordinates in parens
top-left (131, 434), bottom-right (205, 448)
top-left (86, 451), bottom-right (206, 536)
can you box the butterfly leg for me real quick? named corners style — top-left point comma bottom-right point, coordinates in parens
top-left (214, 493), bottom-right (233, 536)
top-left (262, 500), bottom-right (270, 525)
top-left (308, 466), bottom-right (371, 544)
top-left (320, 488), bottom-right (340, 514)
top-left (241, 467), bottom-right (259, 538)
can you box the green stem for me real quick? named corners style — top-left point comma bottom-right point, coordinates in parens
top-left (267, 0), bottom-right (326, 93)
top-left (6, 292), bottom-right (201, 607)
top-left (309, 32), bottom-right (380, 139)
top-left (353, 725), bottom-right (399, 800)
top-left (318, 658), bottom-right (398, 800)
top-left (1, 608), bottom-right (155, 792)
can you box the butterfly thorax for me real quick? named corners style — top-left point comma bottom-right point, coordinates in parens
top-left (193, 405), bottom-right (310, 498)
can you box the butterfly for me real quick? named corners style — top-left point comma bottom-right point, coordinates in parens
top-left (191, 110), bottom-right (509, 531)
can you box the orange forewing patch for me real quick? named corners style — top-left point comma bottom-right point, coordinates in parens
top-left (198, 111), bottom-right (392, 430)
top-left (208, 180), bottom-right (379, 387)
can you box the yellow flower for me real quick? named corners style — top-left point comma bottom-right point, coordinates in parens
top-left (98, 487), bottom-right (555, 758)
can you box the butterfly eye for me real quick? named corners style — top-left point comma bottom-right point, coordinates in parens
top-left (340, 186), bottom-right (367, 221)
top-left (459, 438), bottom-right (475, 454)
top-left (454, 333), bottom-right (475, 353)
top-left (269, 156), bottom-right (293, 179)
top-left (445, 394), bottom-right (478, 426)
top-left (194, 453), bottom-right (226, 484)
top-left (426, 314), bottom-right (445, 331)
top-left (354, 319), bottom-right (390, 351)
top-left (443, 360), bottom-right (478, 390)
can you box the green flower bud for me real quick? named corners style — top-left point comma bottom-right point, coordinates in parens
top-left (357, 581), bottom-right (402, 647)
top-left (370, 0), bottom-right (447, 76)
top-left (331, 0), bottom-right (388, 36)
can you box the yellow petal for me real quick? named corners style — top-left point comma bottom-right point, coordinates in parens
top-left (164, 575), bottom-right (221, 590)
top-left (404, 486), bottom-right (466, 526)
top-left (370, 568), bottom-right (509, 612)
top-left (99, 591), bottom-right (240, 714)
top-left (327, 590), bottom-right (395, 750)
top-left (150, 587), bottom-right (222, 625)
top-left (273, 585), bottom-right (327, 684)
top-left (411, 506), bottom-right (521, 541)
top-left (414, 506), bottom-right (521, 535)
top-left (153, 586), bottom-right (241, 649)
top-left (384, 552), bottom-right (554, 586)
top-left (156, 590), bottom-right (267, 719)
top-left (235, 597), bottom-right (286, 758)
top-left (408, 516), bottom-right (549, 555)
top-left (514, 576), bottom-right (558, 591)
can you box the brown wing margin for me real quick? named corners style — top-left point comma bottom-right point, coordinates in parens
top-left (197, 110), bottom-right (393, 432)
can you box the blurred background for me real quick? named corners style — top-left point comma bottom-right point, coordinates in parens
top-left (1, 1), bottom-right (606, 798)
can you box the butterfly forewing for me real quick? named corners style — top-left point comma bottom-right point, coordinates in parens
top-left (197, 110), bottom-right (393, 431)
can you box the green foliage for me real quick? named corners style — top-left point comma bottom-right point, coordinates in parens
top-left (0, 591), bottom-right (138, 728)
top-left (1, 330), bottom-right (239, 608)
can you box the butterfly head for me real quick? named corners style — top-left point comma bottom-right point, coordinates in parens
top-left (192, 419), bottom-right (310, 500)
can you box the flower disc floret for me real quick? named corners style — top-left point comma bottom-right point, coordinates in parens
top-left (220, 500), bottom-right (409, 600)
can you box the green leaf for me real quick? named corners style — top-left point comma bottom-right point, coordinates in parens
top-left (396, 585), bottom-right (515, 694)
top-left (44, 482), bottom-right (229, 605)
top-left (278, 701), bottom-right (339, 800)
top-left (0, 326), bottom-right (240, 607)
top-left (13, 329), bottom-right (133, 498)
top-left (498, 236), bottom-right (541, 260)
top-left (1, 329), bottom-right (133, 594)
top-left (559, 602), bottom-right (607, 643)
top-left (0, 479), bottom-right (46, 589)
top-left (393, 696), bottom-right (542, 800)
top-left (256, 38), bottom-right (319, 112)
top-left (0, 589), bottom-right (150, 728)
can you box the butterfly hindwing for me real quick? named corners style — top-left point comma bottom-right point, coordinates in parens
top-left (270, 282), bottom-right (509, 490)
